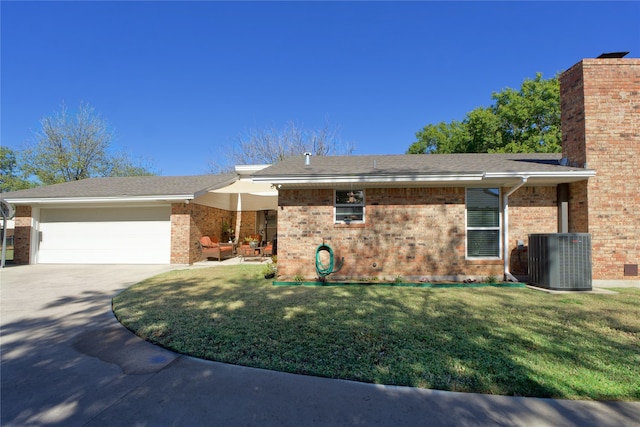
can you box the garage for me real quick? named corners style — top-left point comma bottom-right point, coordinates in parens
top-left (3, 174), bottom-right (265, 266)
top-left (37, 206), bottom-right (171, 264)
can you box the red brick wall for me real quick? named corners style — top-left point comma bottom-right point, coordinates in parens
top-left (568, 181), bottom-right (588, 233)
top-left (508, 186), bottom-right (558, 275)
top-left (170, 203), bottom-right (192, 264)
top-left (561, 58), bottom-right (640, 280)
top-left (171, 202), bottom-right (233, 264)
top-left (276, 189), bottom-right (333, 278)
top-left (12, 205), bottom-right (32, 264)
top-left (561, 62), bottom-right (588, 169)
top-left (277, 186), bottom-right (560, 281)
top-left (238, 211), bottom-right (257, 242)
top-left (277, 187), bottom-right (517, 281)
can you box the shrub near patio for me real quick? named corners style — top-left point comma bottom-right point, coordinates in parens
top-left (112, 264), bottom-right (640, 401)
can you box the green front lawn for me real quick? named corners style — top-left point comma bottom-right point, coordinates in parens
top-left (113, 264), bottom-right (640, 400)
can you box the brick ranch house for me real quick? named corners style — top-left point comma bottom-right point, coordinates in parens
top-left (3, 56), bottom-right (639, 286)
top-left (253, 55), bottom-right (639, 285)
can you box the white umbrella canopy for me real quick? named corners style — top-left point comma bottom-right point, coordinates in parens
top-left (210, 179), bottom-right (276, 195)
top-left (216, 180), bottom-right (278, 211)
top-left (193, 179), bottom-right (278, 211)
top-left (230, 192), bottom-right (278, 211)
top-left (214, 179), bottom-right (278, 242)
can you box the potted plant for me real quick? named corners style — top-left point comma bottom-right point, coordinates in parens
top-left (244, 236), bottom-right (259, 248)
top-left (221, 220), bottom-right (235, 243)
top-left (262, 259), bottom-right (277, 279)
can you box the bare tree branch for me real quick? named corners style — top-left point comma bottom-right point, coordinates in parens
top-left (209, 120), bottom-right (354, 172)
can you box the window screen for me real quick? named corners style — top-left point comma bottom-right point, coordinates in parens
top-left (335, 190), bottom-right (364, 223)
top-left (466, 188), bottom-right (500, 258)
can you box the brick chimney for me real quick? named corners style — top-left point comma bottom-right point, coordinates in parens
top-left (560, 55), bottom-right (640, 281)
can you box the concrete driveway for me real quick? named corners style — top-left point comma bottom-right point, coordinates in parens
top-left (1, 264), bottom-right (639, 427)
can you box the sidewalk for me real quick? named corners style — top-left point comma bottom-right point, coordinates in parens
top-left (1, 264), bottom-right (639, 426)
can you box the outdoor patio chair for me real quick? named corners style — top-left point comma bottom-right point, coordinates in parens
top-left (199, 236), bottom-right (234, 261)
top-left (262, 243), bottom-right (273, 256)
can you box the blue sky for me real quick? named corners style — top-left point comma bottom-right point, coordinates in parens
top-left (2, 1), bottom-right (639, 176)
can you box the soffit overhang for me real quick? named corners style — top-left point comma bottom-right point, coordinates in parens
top-left (254, 170), bottom-right (596, 189)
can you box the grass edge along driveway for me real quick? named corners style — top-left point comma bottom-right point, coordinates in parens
top-left (112, 264), bottom-right (640, 401)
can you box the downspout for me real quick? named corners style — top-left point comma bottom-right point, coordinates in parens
top-left (503, 177), bottom-right (528, 282)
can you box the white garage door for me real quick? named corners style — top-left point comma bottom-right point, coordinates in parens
top-left (37, 206), bottom-right (171, 264)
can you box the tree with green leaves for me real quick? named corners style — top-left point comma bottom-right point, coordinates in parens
top-left (20, 102), bottom-right (155, 185)
top-left (0, 147), bottom-right (34, 192)
top-left (408, 73), bottom-right (560, 154)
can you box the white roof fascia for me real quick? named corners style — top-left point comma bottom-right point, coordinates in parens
top-left (235, 164), bottom-right (271, 176)
top-left (4, 195), bottom-right (194, 205)
top-left (483, 170), bottom-right (596, 179)
top-left (252, 173), bottom-right (485, 185)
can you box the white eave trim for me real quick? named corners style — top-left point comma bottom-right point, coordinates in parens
top-left (4, 195), bottom-right (195, 205)
top-left (484, 170), bottom-right (596, 179)
top-left (254, 169), bottom-right (595, 186)
top-left (235, 164), bottom-right (271, 175)
top-left (253, 173), bottom-right (485, 184)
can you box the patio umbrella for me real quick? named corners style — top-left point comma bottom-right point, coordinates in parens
top-left (208, 179), bottom-right (278, 242)
top-left (210, 179), bottom-right (277, 211)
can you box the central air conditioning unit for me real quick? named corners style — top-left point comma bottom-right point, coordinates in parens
top-left (528, 233), bottom-right (592, 291)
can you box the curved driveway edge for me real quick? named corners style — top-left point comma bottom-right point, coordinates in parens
top-left (2, 264), bottom-right (639, 426)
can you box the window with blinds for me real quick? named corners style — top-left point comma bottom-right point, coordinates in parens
top-left (466, 188), bottom-right (501, 258)
top-left (335, 190), bottom-right (364, 223)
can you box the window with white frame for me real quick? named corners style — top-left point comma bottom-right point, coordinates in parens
top-left (335, 189), bottom-right (364, 223)
top-left (466, 188), bottom-right (501, 258)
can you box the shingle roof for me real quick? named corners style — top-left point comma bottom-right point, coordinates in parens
top-left (252, 153), bottom-right (596, 187)
top-left (254, 153), bottom-right (573, 177)
top-left (1, 153), bottom-right (594, 202)
top-left (1, 174), bottom-right (236, 200)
